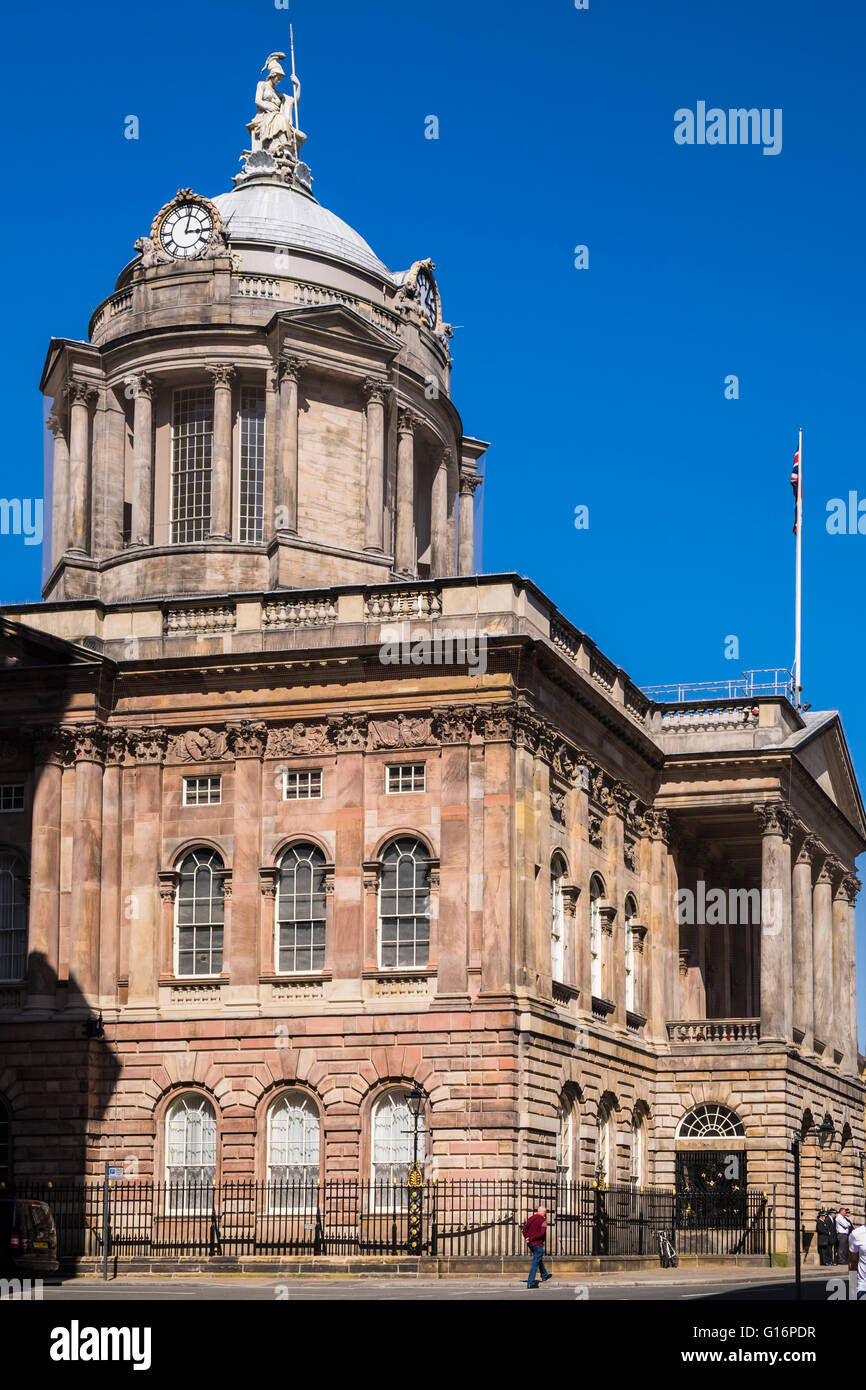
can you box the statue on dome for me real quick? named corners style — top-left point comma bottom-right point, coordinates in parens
top-left (249, 47), bottom-right (305, 161)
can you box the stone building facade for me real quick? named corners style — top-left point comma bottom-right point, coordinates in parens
top-left (0, 58), bottom-right (863, 1253)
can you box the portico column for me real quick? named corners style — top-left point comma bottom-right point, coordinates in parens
top-left (830, 862), bottom-right (853, 1071)
top-left (811, 850), bottom-right (834, 1058)
top-left (791, 828), bottom-right (818, 1051)
top-left (65, 379), bottom-right (97, 554)
top-left (363, 379), bottom-right (386, 552)
top-left (844, 874), bottom-right (861, 1078)
top-left (129, 373), bottom-right (155, 546)
top-left (68, 726), bottom-right (105, 1006)
top-left (207, 365), bottom-right (235, 539)
top-left (754, 801), bottom-right (793, 1044)
top-left (458, 470), bottom-right (481, 575)
top-left (276, 355), bottom-right (301, 534)
top-left (47, 412), bottom-right (69, 567)
top-left (430, 446), bottom-right (450, 576)
top-left (395, 409), bottom-right (416, 575)
top-left (26, 726), bottom-right (69, 1007)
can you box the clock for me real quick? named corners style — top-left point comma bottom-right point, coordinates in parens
top-left (156, 199), bottom-right (215, 260)
top-left (415, 270), bottom-right (437, 328)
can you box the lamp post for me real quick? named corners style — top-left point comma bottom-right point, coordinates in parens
top-left (791, 1113), bottom-right (836, 1300)
top-left (404, 1083), bottom-right (425, 1255)
top-left (406, 1082), bottom-right (425, 1169)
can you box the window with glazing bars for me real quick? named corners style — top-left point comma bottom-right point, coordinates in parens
top-left (175, 848), bottom-right (224, 976)
top-left (282, 769), bottom-right (322, 800)
top-left (0, 851), bottom-right (27, 981)
top-left (276, 844), bottom-right (327, 973)
top-left (378, 838), bottom-right (430, 968)
top-left (0, 785), bottom-right (24, 812)
top-left (171, 388), bottom-right (213, 543)
top-left (238, 384), bottom-right (265, 542)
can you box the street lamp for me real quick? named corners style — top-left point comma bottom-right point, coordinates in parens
top-left (791, 1113), bottom-right (838, 1300)
top-left (406, 1083), bottom-right (425, 1168)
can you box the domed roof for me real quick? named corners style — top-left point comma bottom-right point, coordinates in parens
top-left (212, 181), bottom-right (392, 281)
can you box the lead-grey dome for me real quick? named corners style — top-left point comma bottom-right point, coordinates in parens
top-left (211, 181), bottom-right (392, 281)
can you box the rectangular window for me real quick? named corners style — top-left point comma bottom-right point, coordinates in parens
top-left (282, 769), bottom-right (323, 801)
top-left (385, 763), bottom-right (425, 794)
top-left (182, 777), bottom-right (222, 806)
top-left (0, 786), bottom-right (24, 813)
top-left (238, 384), bottom-right (265, 543)
top-left (171, 387), bottom-right (214, 543)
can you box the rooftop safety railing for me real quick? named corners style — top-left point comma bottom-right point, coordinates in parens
top-left (641, 669), bottom-right (794, 704)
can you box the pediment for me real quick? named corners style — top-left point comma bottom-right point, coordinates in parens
top-left (271, 302), bottom-right (401, 352)
top-left (794, 716), bottom-right (866, 841)
top-left (0, 617), bottom-right (107, 669)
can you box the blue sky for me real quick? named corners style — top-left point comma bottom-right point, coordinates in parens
top-left (1, 0), bottom-right (865, 1042)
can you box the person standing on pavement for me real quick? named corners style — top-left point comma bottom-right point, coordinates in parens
top-left (848, 1217), bottom-right (866, 1300)
top-left (827, 1209), bottom-right (839, 1264)
top-left (836, 1208), bottom-right (854, 1264)
top-left (522, 1204), bottom-right (552, 1288)
top-left (816, 1210), bottom-right (834, 1265)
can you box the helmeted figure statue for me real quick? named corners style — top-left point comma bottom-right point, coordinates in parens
top-left (249, 51), bottom-right (305, 160)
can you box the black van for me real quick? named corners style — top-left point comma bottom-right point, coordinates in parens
top-left (0, 1197), bottom-right (59, 1274)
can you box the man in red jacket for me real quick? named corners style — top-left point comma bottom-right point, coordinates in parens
top-left (522, 1205), bottom-right (552, 1288)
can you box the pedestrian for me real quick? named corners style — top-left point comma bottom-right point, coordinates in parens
top-left (522, 1204), bottom-right (552, 1288)
top-left (816, 1210), bottom-right (834, 1266)
top-left (836, 1208), bottom-right (854, 1264)
top-left (827, 1209), bottom-right (839, 1265)
top-left (847, 1216), bottom-right (866, 1301)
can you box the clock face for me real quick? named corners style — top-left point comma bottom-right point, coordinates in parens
top-left (159, 202), bottom-right (214, 259)
top-left (415, 271), bottom-right (437, 327)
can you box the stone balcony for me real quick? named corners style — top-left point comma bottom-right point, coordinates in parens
top-left (666, 1019), bottom-right (761, 1049)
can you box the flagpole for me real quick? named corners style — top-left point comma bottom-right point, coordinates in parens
top-left (794, 426), bottom-right (803, 708)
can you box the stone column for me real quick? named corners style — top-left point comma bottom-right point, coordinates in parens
top-left (845, 874), bottom-right (861, 1079)
top-left (126, 729), bottom-right (167, 1009)
top-left (791, 829), bottom-right (818, 1051)
top-left (68, 726), bottom-right (105, 1006)
top-left (446, 446), bottom-right (459, 574)
top-left (363, 380), bottom-right (386, 552)
top-left (98, 733), bottom-right (126, 1004)
top-left (226, 722), bottom-right (267, 1004)
top-left (831, 863), bottom-right (853, 1070)
top-left (458, 470), bottom-right (481, 575)
top-left (276, 356), bottom-right (301, 534)
top-left (47, 412), bottom-right (69, 567)
top-left (754, 801), bottom-right (793, 1044)
top-left (65, 379), bottom-right (97, 554)
top-left (207, 365), bottom-right (235, 540)
top-left (430, 447), bottom-right (450, 576)
top-left (26, 727), bottom-right (69, 1007)
top-left (811, 850), bottom-right (834, 1057)
top-left (129, 373), bottom-right (155, 546)
top-left (395, 409), bottom-right (416, 575)
top-left (433, 727), bottom-right (472, 1002)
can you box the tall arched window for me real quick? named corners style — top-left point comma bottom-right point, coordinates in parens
top-left (590, 875), bottom-right (605, 999)
top-left (165, 1093), bottom-right (217, 1212)
top-left (267, 1092), bottom-right (320, 1210)
top-left (372, 1088), bottom-right (426, 1190)
top-left (557, 1093), bottom-right (578, 1185)
top-left (551, 855), bottom-right (566, 983)
top-left (378, 838), bottom-right (431, 969)
top-left (624, 894), bottom-right (638, 1012)
top-left (630, 1111), bottom-right (647, 1186)
top-left (175, 848), bottom-right (225, 977)
top-left (0, 1096), bottom-right (11, 1188)
top-left (0, 850), bottom-right (28, 982)
top-left (276, 844), bottom-right (327, 973)
top-left (595, 1100), bottom-right (615, 1185)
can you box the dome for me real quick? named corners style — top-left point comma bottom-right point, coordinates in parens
top-left (211, 181), bottom-right (393, 282)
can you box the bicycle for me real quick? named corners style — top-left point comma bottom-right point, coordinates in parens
top-left (656, 1228), bottom-right (678, 1268)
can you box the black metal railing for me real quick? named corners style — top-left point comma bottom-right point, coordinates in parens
top-left (8, 1179), bottom-right (768, 1262)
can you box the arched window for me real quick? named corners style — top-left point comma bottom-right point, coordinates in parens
top-left (551, 855), bottom-right (566, 983)
top-left (267, 1092), bottom-right (320, 1210)
top-left (276, 844), bottom-right (327, 974)
top-left (378, 839), bottom-right (430, 969)
top-left (630, 1111), bottom-right (647, 1186)
top-left (0, 1096), bottom-right (11, 1188)
top-left (595, 1100), bottom-right (615, 1185)
top-left (590, 875), bottom-right (605, 999)
top-left (372, 1088), bottom-right (426, 1190)
top-left (624, 894), bottom-right (638, 1012)
top-left (165, 1093), bottom-right (217, 1212)
top-left (677, 1103), bottom-right (745, 1139)
top-left (557, 1093), bottom-right (578, 1185)
top-left (0, 850), bottom-right (28, 982)
top-left (175, 848), bottom-right (225, 977)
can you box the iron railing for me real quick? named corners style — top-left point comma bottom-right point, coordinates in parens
top-left (642, 668), bottom-right (794, 703)
top-left (8, 1179), bottom-right (769, 1262)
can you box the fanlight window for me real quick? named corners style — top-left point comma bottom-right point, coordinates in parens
top-left (276, 844), bottom-right (327, 973)
top-left (175, 848), bottom-right (225, 977)
top-left (678, 1103), bottom-right (745, 1139)
top-left (267, 1092), bottom-right (320, 1210)
top-left (165, 1094), bottom-right (216, 1212)
top-left (378, 838), bottom-right (431, 969)
top-left (0, 850), bottom-right (27, 982)
top-left (372, 1088), bottom-right (425, 1194)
